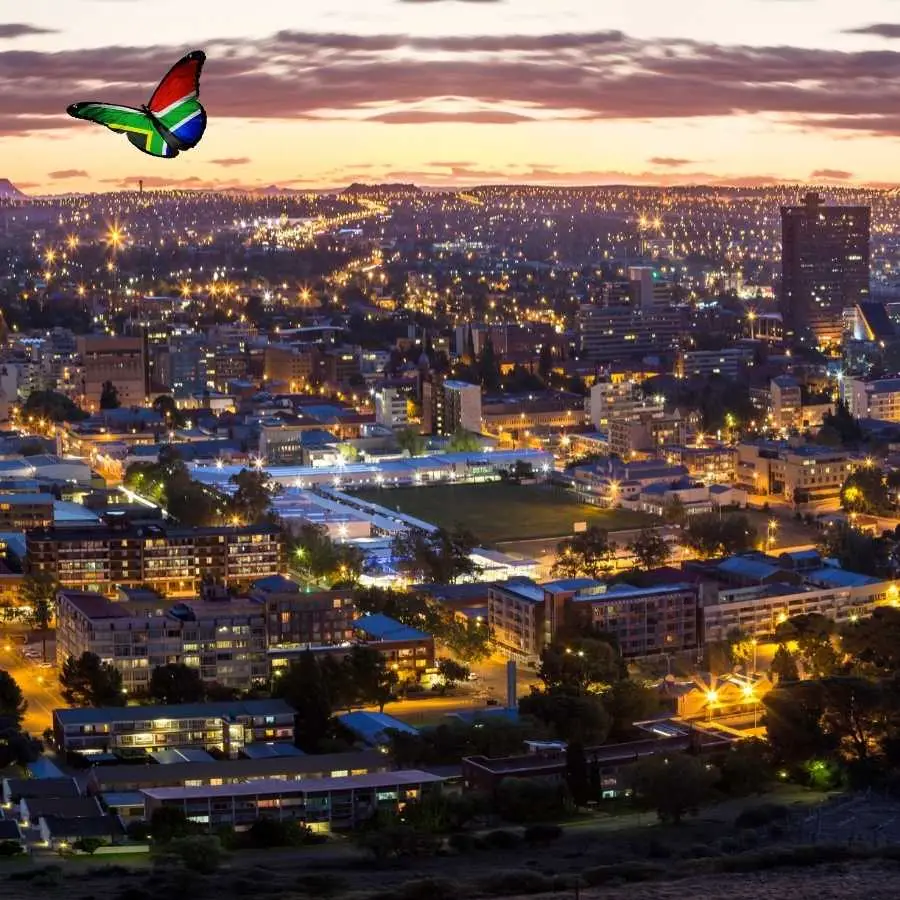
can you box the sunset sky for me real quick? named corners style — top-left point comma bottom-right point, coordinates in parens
top-left (6, 0), bottom-right (900, 193)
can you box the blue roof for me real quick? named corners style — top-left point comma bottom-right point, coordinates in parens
top-left (353, 613), bottom-right (429, 641)
top-left (542, 578), bottom-right (603, 593)
top-left (716, 557), bottom-right (782, 580)
top-left (338, 711), bottom-right (418, 745)
top-left (27, 758), bottom-right (65, 780)
top-left (241, 742), bottom-right (306, 759)
top-left (806, 567), bottom-right (881, 588)
top-left (252, 574), bottom-right (301, 593)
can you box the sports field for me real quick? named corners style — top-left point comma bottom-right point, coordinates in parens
top-left (352, 482), bottom-right (655, 544)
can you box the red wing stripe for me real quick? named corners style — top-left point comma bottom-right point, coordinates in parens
top-left (148, 51), bottom-right (205, 113)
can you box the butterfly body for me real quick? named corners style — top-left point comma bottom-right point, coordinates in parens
top-left (67, 50), bottom-right (206, 158)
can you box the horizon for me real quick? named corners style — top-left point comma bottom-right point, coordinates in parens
top-left (6, 0), bottom-right (900, 193)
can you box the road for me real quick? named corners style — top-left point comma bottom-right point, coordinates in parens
top-left (0, 635), bottom-right (65, 735)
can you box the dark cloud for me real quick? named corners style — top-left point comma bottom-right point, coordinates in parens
top-left (0, 24), bottom-right (56, 39)
top-left (649, 157), bottom-right (695, 167)
top-left (48, 169), bottom-right (88, 179)
top-left (209, 157), bottom-right (250, 167)
top-left (810, 168), bottom-right (852, 180)
top-left (6, 29), bottom-right (900, 137)
top-left (843, 23), bottom-right (900, 39)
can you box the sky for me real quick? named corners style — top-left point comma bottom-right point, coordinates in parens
top-left (6, 0), bottom-right (900, 193)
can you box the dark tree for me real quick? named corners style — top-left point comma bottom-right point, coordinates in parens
top-left (603, 678), bottom-right (660, 742)
top-left (22, 569), bottom-right (59, 660)
top-left (100, 380), bottom-right (120, 410)
top-left (552, 526), bottom-right (615, 579)
top-left (770, 643), bottom-right (800, 683)
top-left (0, 670), bottom-right (26, 729)
top-left (684, 513), bottom-right (757, 558)
top-left (149, 663), bottom-right (205, 705)
top-left (536, 638), bottom-right (622, 694)
top-left (272, 651), bottom-right (334, 752)
top-left (436, 658), bottom-right (470, 692)
top-left (519, 688), bottom-right (610, 744)
top-left (565, 740), bottom-right (590, 806)
top-left (628, 753), bottom-right (717, 824)
top-left (229, 468), bottom-right (282, 524)
top-left (763, 681), bottom-right (834, 766)
top-left (59, 652), bottom-right (125, 707)
top-left (627, 528), bottom-right (671, 570)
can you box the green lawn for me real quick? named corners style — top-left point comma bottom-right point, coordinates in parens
top-left (352, 482), bottom-right (655, 544)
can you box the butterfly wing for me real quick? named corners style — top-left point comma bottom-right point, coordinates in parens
top-left (66, 102), bottom-right (177, 158)
top-left (147, 50), bottom-right (207, 151)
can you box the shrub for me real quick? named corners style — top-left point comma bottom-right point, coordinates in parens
top-left (581, 862), bottom-right (666, 886)
top-left (394, 877), bottom-right (460, 900)
top-left (523, 823), bottom-right (562, 844)
top-left (125, 821), bottom-right (150, 841)
top-left (164, 835), bottom-right (225, 874)
top-left (9, 866), bottom-right (63, 883)
top-left (447, 832), bottom-right (477, 853)
top-left (73, 837), bottom-right (106, 855)
top-left (0, 840), bottom-right (22, 856)
top-left (476, 870), bottom-right (555, 896)
top-left (734, 803), bottom-right (790, 829)
top-left (482, 829), bottom-right (521, 849)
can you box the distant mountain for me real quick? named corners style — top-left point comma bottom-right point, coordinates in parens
top-left (342, 182), bottom-right (422, 195)
top-left (0, 179), bottom-right (26, 199)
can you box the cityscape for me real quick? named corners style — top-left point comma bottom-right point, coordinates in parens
top-left (4, 2), bottom-right (900, 898)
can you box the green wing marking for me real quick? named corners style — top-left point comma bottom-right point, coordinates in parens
top-left (67, 102), bottom-right (176, 158)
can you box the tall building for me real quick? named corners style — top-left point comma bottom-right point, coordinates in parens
top-left (55, 590), bottom-right (269, 693)
top-left (780, 192), bottom-right (870, 346)
top-left (422, 376), bottom-right (482, 436)
top-left (374, 388), bottom-right (409, 429)
top-left (77, 336), bottom-right (148, 411)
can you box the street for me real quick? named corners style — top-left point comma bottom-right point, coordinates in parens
top-left (0, 636), bottom-right (65, 735)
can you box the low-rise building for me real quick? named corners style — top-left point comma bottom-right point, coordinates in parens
top-left (141, 770), bottom-right (444, 831)
top-left (53, 699), bottom-right (297, 757)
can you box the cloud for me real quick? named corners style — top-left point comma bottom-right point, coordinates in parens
top-left (843, 24), bottom-right (900, 39)
top-left (48, 169), bottom-right (88, 179)
top-left (649, 157), bottom-right (695, 167)
top-left (0, 24), bottom-right (56, 39)
top-left (8, 29), bottom-right (900, 137)
top-left (209, 157), bottom-right (250, 167)
top-left (810, 168), bottom-right (852, 180)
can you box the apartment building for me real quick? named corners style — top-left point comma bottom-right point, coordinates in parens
top-left (735, 441), bottom-right (857, 506)
top-left (770, 376), bottom-right (802, 431)
top-left (53, 699), bottom-right (297, 756)
top-left (577, 305), bottom-right (688, 362)
top-left (251, 575), bottom-right (356, 646)
top-left (141, 770), bottom-right (443, 832)
top-left (608, 409), bottom-right (686, 460)
top-left (699, 555), bottom-right (894, 641)
top-left (55, 590), bottom-right (269, 693)
top-left (374, 388), bottom-right (409, 429)
top-left (27, 523), bottom-right (283, 597)
top-left (76, 335), bottom-right (148, 411)
top-left (0, 493), bottom-right (53, 529)
top-left (587, 381), bottom-right (655, 429)
top-left (675, 348), bottom-right (755, 380)
top-left (423, 376), bottom-right (482, 436)
top-left (842, 375), bottom-right (900, 422)
top-left (488, 576), bottom-right (700, 662)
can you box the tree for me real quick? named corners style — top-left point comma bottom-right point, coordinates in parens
top-left (603, 678), bottom-right (660, 742)
top-left (565, 740), bottom-right (590, 806)
top-left (291, 522), bottom-right (365, 585)
top-left (552, 526), bottom-right (615, 579)
top-left (536, 638), bottom-right (622, 694)
top-left (164, 835), bottom-right (225, 874)
top-left (149, 663), bottom-right (205, 705)
top-left (819, 676), bottom-right (886, 766)
top-left (763, 681), bottom-right (835, 766)
top-left (842, 607), bottom-right (900, 676)
top-left (478, 333), bottom-right (501, 391)
top-left (22, 569), bottom-right (59, 660)
top-left (447, 427), bottom-right (481, 452)
top-left (628, 528), bottom-right (671, 570)
top-left (776, 613), bottom-right (840, 679)
top-left (152, 394), bottom-right (185, 428)
top-left (150, 806), bottom-right (191, 843)
top-left (841, 466), bottom-right (890, 515)
top-left (519, 688), bottom-right (610, 744)
top-left (272, 651), bottom-right (334, 752)
top-left (393, 527), bottom-right (479, 584)
top-left (818, 522), bottom-right (890, 577)
top-left (661, 495), bottom-right (687, 527)
top-left (59, 652), bottom-right (125, 707)
top-left (0, 670), bottom-right (26, 730)
top-left (538, 343), bottom-right (554, 380)
top-left (72, 837), bottom-right (105, 855)
top-left (22, 389), bottom-right (88, 423)
top-left (343, 645), bottom-right (397, 712)
top-left (99, 380), bottom-right (120, 410)
top-left (770, 643), bottom-right (800, 683)
top-left (436, 658), bottom-right (470, 693)
top-left (229, 468), bottom-right (282, 525)
top-left (628, 753), bottom-right (717, 824)
top-left (821, 399), bottom-right (863, 446)
top-left (396, 427), bottom-right (426, 457)
top-left (684, 513), bottom-right (757, 558)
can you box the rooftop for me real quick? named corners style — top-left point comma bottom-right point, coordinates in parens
top-left (54, 698), bottom-right (296, 727)
top-left (141, 769), bottom-right (444, 801)
top-left (354, 613), bottom-right (430, 642)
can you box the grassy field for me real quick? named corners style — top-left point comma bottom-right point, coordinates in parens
top-left (352, 482), bottom-right (654, 544)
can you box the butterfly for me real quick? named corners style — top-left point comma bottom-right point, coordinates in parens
top-left (67, 50), bottom-right (207, 158)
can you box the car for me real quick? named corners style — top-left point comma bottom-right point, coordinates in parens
top-left (38, 662), bottom-right (53, 669)
top-left (485, 698), bottom-right (500, 706)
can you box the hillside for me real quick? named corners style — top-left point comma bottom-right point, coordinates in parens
top-left (0, 179), bottom-right (26, 199)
